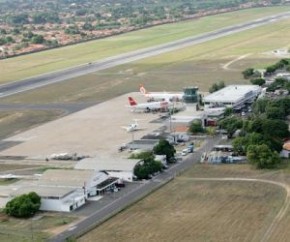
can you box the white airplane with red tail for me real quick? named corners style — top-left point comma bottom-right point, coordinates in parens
top-left (139, 84), bottom-right (183, 101)
top-left (127, 97), bottom-right (171, 112)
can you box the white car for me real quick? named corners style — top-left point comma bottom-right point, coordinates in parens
top-left (181, 149), bottom-right (188, 156)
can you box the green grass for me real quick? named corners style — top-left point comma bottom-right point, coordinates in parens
top-left (1, 6), bottom-right (290, 83)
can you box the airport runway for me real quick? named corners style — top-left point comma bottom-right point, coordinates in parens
top-left (49, 135), bottom-right (222, 242)
top-left (1, 12), bottom-right (290, 99)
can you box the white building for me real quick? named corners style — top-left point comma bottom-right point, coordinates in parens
top-left (75, 157), bottom-right (141, 182)
top-left (0, 169), bottom-right (121, 212)
top-left (11, 186), bottom-right (85, 212)
top-left (38, 169), bottom-right (119, 197)
top-left (203, 85), bottom-right (261, 111)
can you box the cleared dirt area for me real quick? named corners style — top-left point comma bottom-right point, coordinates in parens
top-left (79, 164), bottom-right (286, 242)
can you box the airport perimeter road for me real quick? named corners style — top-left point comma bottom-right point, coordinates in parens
top-left (1, 12), bottom-right (290, 99)
top-left (49, 135), bottom-right (221, 242)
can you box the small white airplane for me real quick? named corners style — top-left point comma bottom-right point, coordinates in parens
top-left (139, 84), bottom-right (183, 102)
top-left (121, 119), bottom-right (140, 132)
top-left (127, 97), bottom-right (171, 112)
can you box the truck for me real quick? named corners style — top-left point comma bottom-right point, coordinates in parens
top-left (187, 143), bottom-right (194, 153)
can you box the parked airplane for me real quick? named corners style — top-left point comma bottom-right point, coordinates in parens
top-left (121, 119), bottom-right (141, 132)
top-left (127, 97), bottom-right (171, 112)
top-left (139, 84), bottom-right (183, 101)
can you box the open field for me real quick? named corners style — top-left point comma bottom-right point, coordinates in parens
top-left (0, 6), bottom-right (290, 83)
top-left (0, 213), bottom-right (78, 241)
top-left (79, 164), bottom-right (288, 242)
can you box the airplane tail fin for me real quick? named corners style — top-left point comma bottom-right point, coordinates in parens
top-left (128, 97), bottom-right (137, 106)
top-left (139, 84), bottom-right (148, 95)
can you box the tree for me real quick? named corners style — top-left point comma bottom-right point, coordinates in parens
top-left (266, 106), bottom-right (285, 120)
top-left (250, 78), bottom-right (265, 86)
top-left (232, 132), bottom-right (264, 155)
top-left (5, 192), bottom-right (41, 218)
top-left (31, 35), bottom-right (44, 44)
top-left (242, 68), bottom-right (254, 79)
top-left (247, 144), bottom-right (281, 169)
top-left (133, 158), bottom-right (163, 180)
top-left (224, 107), bottom-right (233, 117)
top-left (261, 119), bottom-right (289, 139)
top-left (153, 139), bottom-right (175, 162)
top-left (209, 81), bottom-right (225, 93)
top-left (219, 116), bottom-right (243, 139)
top-left (189, 120), bottom-right (204, 134)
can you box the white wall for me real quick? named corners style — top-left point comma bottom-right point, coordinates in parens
top-left (40, 194), bottom-right (86, 212)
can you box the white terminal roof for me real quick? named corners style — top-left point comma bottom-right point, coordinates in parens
top-left (11, 186), bottom-right (76, 198)
top-left (75, 157), bottom-right (140, 172)
top-left (203, 85), bottom-right (261, 103)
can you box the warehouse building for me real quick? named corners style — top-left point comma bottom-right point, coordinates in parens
top-left (38, 169), bottom-right (119, 197)
top-left (11, 186), bottom-right (85, 212)
top-left (0, 169), bottom-right (121, 212)
top-left (203, 85), bottom-right (261, 111)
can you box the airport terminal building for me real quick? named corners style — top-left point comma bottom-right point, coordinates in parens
top-left (203, 85), bottom-right (261, 111)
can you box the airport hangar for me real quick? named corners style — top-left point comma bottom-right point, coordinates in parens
top-left (0, 169), bottom-right (123, 212)
top-left (203, 85), bottom-right (262, 111)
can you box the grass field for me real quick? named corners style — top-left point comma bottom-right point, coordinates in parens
top-left (78, 164), bottom-right (288, 242)
top-left (0, 213), bottom-right (78, 241)
top-left (0, 110), bottom-right (64, 140)
top-left (1, 6), bottom-right (290, 83)
top-left (3, 14), bottom-right (290, 105)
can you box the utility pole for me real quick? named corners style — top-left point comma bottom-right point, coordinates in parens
top-left (30, 216), bottom-right (34, 242)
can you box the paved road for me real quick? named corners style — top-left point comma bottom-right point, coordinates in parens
top-left (1, 12), bottom-right (290, 99)
top-left (49, 135), bottom-right (221, 242)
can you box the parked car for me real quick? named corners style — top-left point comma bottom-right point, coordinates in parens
top-left (181, 149), bottom-right (188, 156)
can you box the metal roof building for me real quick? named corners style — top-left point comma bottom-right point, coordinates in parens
top-left (75, 157), bottom-right (141, 182)
top-left (203, 85), bottom-right (261, 110)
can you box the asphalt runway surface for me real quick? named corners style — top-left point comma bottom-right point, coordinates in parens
top-left (1, 12), bottom-right (290, 99)
top-left (49, 135), bottom-right (222, 242)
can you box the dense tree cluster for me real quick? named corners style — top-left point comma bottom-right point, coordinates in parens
top-left (153, 139), bottom-right (176, 162)
top-left (189, 120), bottom-right (205, 134)
top-left (228, 97), bottom-right (290, 169)
top-left (5, 192), bottom-right (41, 218)
top-left (133, 151), bottom-right (163, 180)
